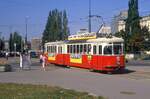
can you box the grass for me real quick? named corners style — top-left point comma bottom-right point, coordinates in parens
top-left (0, 83), bottom-right (104, 99)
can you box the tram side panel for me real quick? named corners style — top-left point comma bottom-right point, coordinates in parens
top-left (55, 54), bottom-right (64, 65)
top-left (99, 55), bottom-right (125, 71)
top-left (90, 55), bottom-right (99, 70)
top-left (82, 55), bottom-right (91, 68)
top-left (64, 54), bottom-right (70, 66)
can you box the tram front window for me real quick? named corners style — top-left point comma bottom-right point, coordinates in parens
top-left (113, 44), bottom-right (122, 55)
top-left (104, 45), bottom-right (112, 55)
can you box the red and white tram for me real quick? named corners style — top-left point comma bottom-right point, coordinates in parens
top-left (45, 34), bottom-right (125, 72)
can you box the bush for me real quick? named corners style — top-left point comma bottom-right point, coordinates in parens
top-left (0, 60), bottom-right (12, 72)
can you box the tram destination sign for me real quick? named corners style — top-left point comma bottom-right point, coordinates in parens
top-left (68, 32), bottom-right (96, 40)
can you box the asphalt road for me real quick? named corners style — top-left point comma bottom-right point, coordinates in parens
top-left (0, 57), bottom-right (150, 99)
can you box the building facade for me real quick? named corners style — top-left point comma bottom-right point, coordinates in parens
top-left (113, 11), bottom-right (150, 32)
top-left (31, 38), bottom-right (42, 51)
top-left (111, 11), bottom-right (128, 33)
top-left (98, 26), bottom-right (111, 34)
top-left (140, 15), bottom-right (150, 31)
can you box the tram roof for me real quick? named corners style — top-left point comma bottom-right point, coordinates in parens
top-left (45, 41), bottom-right (65, 45)
top-left (45, 36), bottom-right (123, 45)
top-left (86, 36), bottom-right (124, 43)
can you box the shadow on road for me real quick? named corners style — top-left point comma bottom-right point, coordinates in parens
top-left (92, 69), bottom-right (135, 75)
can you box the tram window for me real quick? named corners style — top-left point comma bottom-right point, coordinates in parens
top-left (93, 45), bottom-right (97, 54)
top-left (52, 46), bottom-right (54, 53)
top-left (114, 45), bottom-right (122, 55)
top-left (51, 46), bottom-right (53, 53)
top-left (49, 46), bottom-right (50, 53)
top-left (49, 46), bottom-right (51, 53)
top-left (80, 45), bottom-right (83, 53)
top-left (77, 45), bottom-right (79, 53)
top-left (104, 45), bottom-right (112, 55)
top-left (84, 44), bottom-right (87, 53)
top-left (47, 46), bottom-right (48, 52)
top-left (73, 45), bottom-right (76, 53)
top-left (54, 46), bottom-right (56, 53)
top-left (88, 44), bottom-right (91, 54)
top-left (60, 47), bottom-right (62, 53)
top-left (70, 45), bottom-right (72, 53)
top-left (99, 45), bottom-right (102, 54)
top-left (50, 46), bottom-right (52, 53)
top-left (58, 46), bottom-right (62, 54)
top-left (67, 45), bottom-right (69, 53)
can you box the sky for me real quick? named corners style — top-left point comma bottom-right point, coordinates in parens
top-left (0, 0), bottom-right (150, 40)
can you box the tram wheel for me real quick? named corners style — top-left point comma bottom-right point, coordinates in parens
top-left (89, 68), bottom-right (94, 72)
top-left (66, 65), bottom-right (71, 69)
top-left (107, 71), bottom-right (113, 75)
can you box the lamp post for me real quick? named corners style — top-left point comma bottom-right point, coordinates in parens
top-left (14, 43), bottom-right (16, 57)
top-left (25, 16), bottom-right (29, 50)
top-left (89, 0), bottom-right (91, 33)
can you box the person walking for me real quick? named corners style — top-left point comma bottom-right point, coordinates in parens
top-left (40, 54), bottom-right (43, 63)
top-left (19, 52), bottom-right (23, 69)
top-left (41, 54), bottom-right (46, 71)
top-left (5, 52), bottom-right (9, 60)
top-left (27, 52), bottom-right (31, 70)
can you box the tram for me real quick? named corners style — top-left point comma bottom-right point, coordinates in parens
top-left (45, 32), bottom-right (125, 72)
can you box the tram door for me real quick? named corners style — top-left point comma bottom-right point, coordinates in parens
top-left (91, 44), bottom-right (102, 70)
top-left (91, 45), bottom-right (98, 70)
top-left (57, 45), bottom-right (64, 65)
top-left (98, 45), bottom-right (103, 70)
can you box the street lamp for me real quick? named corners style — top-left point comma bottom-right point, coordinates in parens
top-left (89, 0), bottom-right (91, 33)
top-left (25, 16), bottom-right (29, 50)
top-left (14, 43), bottom-right (16, 57)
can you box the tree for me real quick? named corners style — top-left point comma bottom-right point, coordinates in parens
top-left (141, 26), bottom-right (150, 50)
top-left (9, 33), bottom-right (14, 52)
top-left (62, 10), bottom-right (70, 40)
top-left (125, 0), bottom-right (142, 52)
top-left (42, 9), bottom-right (70, 48)
top-left (9, 32), bottom-right (23, 52)
top-left (0, 32), bottom-right (4, 51)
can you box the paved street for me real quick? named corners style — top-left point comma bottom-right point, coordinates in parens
top-left (0, 57), bottom-right (150, 99)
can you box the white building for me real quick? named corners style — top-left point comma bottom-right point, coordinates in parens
top-left (112, 10), bottom-right (150, 32)
top-left (140, 15), bottom-right (150, 31)
top-left (31, 38), bottom-right (42, 51)
top-left (98, 26), bottom-right (111, 34)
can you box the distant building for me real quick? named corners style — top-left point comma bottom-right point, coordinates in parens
top-left (140, 15), bottom-right (150, 31)
top-left (111, 10), bottom-right (128, 33)
top-left (31, 38), bottom-right (42, 51)
top-left (117, 15), bottom-right (150, 32)
top-left (4, 40), bottom-right (9, 51)
top-left (98, 26), bottom-right (111, 34)
top-left (113, 11), bottom-right (150, 32)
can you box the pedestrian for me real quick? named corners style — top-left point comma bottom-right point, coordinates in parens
top-left (5, 52), bottom-right (9, 60)
top-left (41, 54), bottom-right (46, 71)
top-left (27, 52), bottom-right (31, 70)
top-left (19, 52), bottom-right (23, 69)
top-left (40, 54), bottom-right (43, 63)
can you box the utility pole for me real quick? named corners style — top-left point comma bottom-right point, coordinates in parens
top-left (89, 0), bottom-right (91, 33)
top-left (25, 16), bottom-right (29, 50)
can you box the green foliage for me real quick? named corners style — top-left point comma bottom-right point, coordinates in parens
top-left (0, 83), bottom-right (104, 99)
top-left (9, 32), bottom-right (23, 52)
top-left (42, 9), bottom-right (70, 47)
top-left (124, 0), bottom-right (143, 52)
top-left (0, 33), bottom-right (5, 51)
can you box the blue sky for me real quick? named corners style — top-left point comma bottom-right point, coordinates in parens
top-left (0, 0), bottom-right (150, 40)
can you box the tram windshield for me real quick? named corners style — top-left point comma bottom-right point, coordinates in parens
top-left (103, 43), bottom-right (123, 55)
top-left (113, 44), bottom-right (123, 55)
top-left (104, 45), bottom-right (112, 55)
